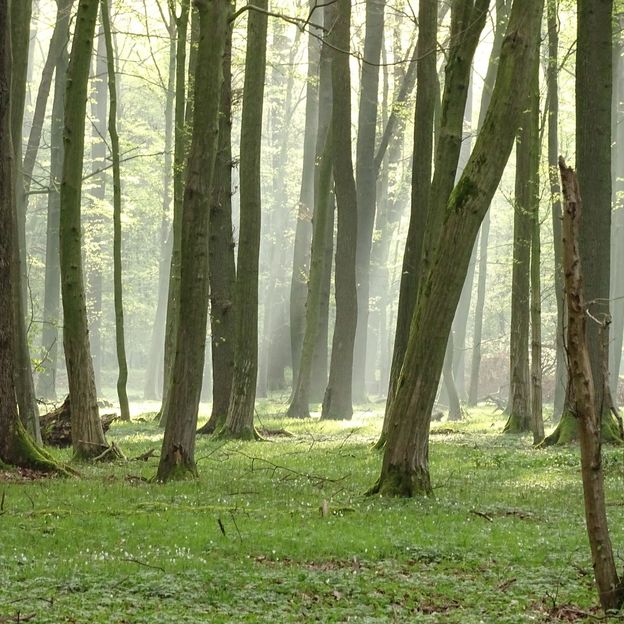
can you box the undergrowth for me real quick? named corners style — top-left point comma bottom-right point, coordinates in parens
top-left (1, 403), bottom-right (622, 622)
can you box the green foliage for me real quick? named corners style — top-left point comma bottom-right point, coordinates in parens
top-left (0, 405), bottom-right (620, 621)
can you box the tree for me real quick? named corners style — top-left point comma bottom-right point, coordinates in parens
top-left (0, 0), bottom-right (67, 474)
top-left (352, 0), bottom-right (386, 402)
top-left (101, 0), bottom-right (130, 422)
top-left (156, 0), bottom-right (231, 480)
top-left (36, 0), bottom-right (74, 400)
top-left (543, 0), bottom-right (621, 445)
top-left (60, 0), bottom-right (110, 460)
top-left (368, 0), bottom-right (544, 496)
top-left (219, 0), bottom-right (268, 439)
top-left (320, 0), bottom-right (359, 421)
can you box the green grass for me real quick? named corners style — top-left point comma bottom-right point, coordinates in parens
top-left (1, 404), bottom-right (622, 622)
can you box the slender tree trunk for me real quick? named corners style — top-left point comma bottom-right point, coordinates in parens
top-left (558, 159), bottom-right (624, 612)
top-left (156, 0), bottom-right (230, 480)
top-left (143, 9), bottom-right (176, 401)
top-left (321, 0), bottom-right (358, 421)
top-left (467, 0), bottom-right (510, 406)
top-left (368, 0), bottom-right (544, 496)
top-left (37, 1), bottom-right (72, 401)
top-left (197, 20), bottom-right (235, 435)
top-left (290, 0), bottom-right (321, 385)
top-left (60, 0), bottom-right (109, 460)
top-left (546, 0), bottom-right (566, 420)
top-left (100, 0), bottom-right (130, 421)
top-left (443, 332), bottom-right (463, 421)
top-left (353, 0), bottom-right (385, 403)
top-left (159, 0), bottom-right (190, 425)
top-left (377, 0), bottom-right (437, 447)
top-left (220, 0), bottom-right (268, 439)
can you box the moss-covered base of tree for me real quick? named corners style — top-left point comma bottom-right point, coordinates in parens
top-left (1, 423), bottom-right (74, 476)
top-left (155, 445), bottom-right (198, 482)
top-left (372, 432), bottom-right (387, 451)
top-left (365, 464), bottom-right (432, 497)
top-left (540, 410), bottom-right (623, 447)
top-left (72, 442), bottom-right (123, 463)
top-left (502, 412), bottom-right (531, 434)
top-left (197, 413), bottom-right (226, 435)
top-left (215, 425), bottom-right (263, 441)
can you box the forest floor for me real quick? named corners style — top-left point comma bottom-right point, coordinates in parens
top-left (1, 402), bottom-right (623, 623)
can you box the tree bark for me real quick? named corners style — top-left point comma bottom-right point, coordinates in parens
top-left (368, 0), bottom-right (544, 496)
top-left (60, 0), bottom-right (110, 460)
top-left (219, 0), bottom-right (268, 439)
top-left (320, 0), bottom-right (358, 421)
top-left (101, 0), bottom-right (130, 421)
top-left (157, 0), bottom-right (230, 480)
top-left (558, 159), bottom-right (624, 612)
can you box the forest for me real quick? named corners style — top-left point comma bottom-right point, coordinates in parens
top-left (2, 0), bottom-right (624, 620)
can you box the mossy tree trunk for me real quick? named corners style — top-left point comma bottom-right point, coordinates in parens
top-left (320, 0), bottom-right (358, 421)
top-left (156, 0), bottom-right (230, 480)
top-left (353, 0), bottom-right (385, 403)
top-left (558, 159), bottom-right (624, 613)
top-left (60, 0), bottom-right (109, 460)
top-left (467, 0), bottom-right (510, 407)
top-left (10, 0), bottom-right (41, 443)
top-left (198, 20), bottom-right (235, 435)
top-left (368, 0), bottom-right (544, 496)
top-left (101, 0), bottom-right (130, 422)
top-left (36, 0), bottom-right (73, 401)
top-left (219, 0), bottom-right (268, 440)
top-left (503, 31), bottom-right (540, 435)
top-left (543, 0), bottom-right (621, 446)
top-left (0, 0), bottom-right (67, 474)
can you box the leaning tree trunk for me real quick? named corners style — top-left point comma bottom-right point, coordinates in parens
top-left (156, 0), bottom-right (231, 480)
top-left (220, 0), bottom-right (268, 440)
top-left (101, 0), bottom-right (130, 422)
top-left (60, 0), bottom-right (110, 460)
top-left (0, 0), bottom-right (67, 473)
top-left (368, 0), bottom-right (544, 496)
top-left (321, 0), bottom-right (358, 421)
top-left (558, 159), bottom-right (624, 613)
top-left (36, 0), bottom-right (73, 401)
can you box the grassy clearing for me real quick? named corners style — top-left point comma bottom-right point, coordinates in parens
top-left (1, 404), bottom-right (623, 622)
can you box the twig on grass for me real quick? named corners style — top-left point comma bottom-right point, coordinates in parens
top-left (120, 557), bottom-right (165, 572)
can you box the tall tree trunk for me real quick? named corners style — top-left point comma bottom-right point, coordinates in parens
top-left (197, 19), bottom-right (235, 435)
top-left (467, 0), bottom-right (510, 406)
top-left (159, 0), bottom-right (191, 425)
top-left (10, 0), bottom-right (41, 442)
top-left (290, 0), bottom-right (321, 385)
top-left (156, 0), bottom-right (230, 480)
top-left (37, 0), bottom-right (72, 401)
top-left (546, 0), bottom-right (566, 420)
top-left (352, 0), bottom-right (385, 403)
top-left (377, 0), bottom-right (437, 447)
top-left (368, 0), bottom-right (544, 496)
top-left (0, 2), bottom-right (65, 472)
top-left (143, 8), bottom-right (177, 401)
top-left (558, 159), bottom-right (624, 613)
top-left (503, 66), bottom-right (539, 433)
top-left (220, 0), bottom-right (268, 439)
top-left (101, 0), bottom-right (130, 421)
top-left (60, 0), bottom-right (109, 460)
top-left (321, 0), bottom-right (358, 421)
top-left (87, 28), bottom-right (107, 394)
